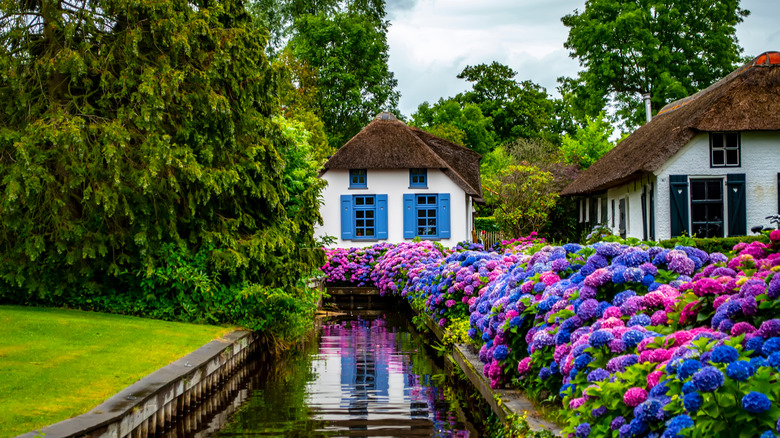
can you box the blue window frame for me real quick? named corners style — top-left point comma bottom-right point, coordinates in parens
top-left (350, 169), bottom-right (367, 188)
top-left (340, 194), bottom-right (388, 240)
top-left (403, 193), bottom-right (450, 239)
top-left (410, 169), bottom-right (427, 188)
top-left (354, 195), bottom-right (376, 238)
top-left (415, 194), bottom-right (438, 236)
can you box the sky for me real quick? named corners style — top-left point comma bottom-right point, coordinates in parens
top-left (384, 0), bottom-right (780, 118)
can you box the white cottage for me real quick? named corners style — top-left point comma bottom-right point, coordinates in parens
top-left (316, 112), bottom-right (484, 248)
top-left (562, 51), bottom-right (780, 241)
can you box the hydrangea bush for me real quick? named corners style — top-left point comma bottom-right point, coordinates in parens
top-left (321, 231), bottom-right (780, 437)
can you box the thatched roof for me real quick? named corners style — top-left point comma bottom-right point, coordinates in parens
top-left (322, 112), bottom-right (484, 202)
top-left (561, 51), bottom-right (780, 196)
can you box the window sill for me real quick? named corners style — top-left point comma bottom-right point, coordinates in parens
top-left (408, 186), bottom-right (428, 190)
top-left (348, 187), bottom-right (368, 190)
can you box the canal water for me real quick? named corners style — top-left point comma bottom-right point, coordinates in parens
top-left (214, 312), bottom-right (478, 437)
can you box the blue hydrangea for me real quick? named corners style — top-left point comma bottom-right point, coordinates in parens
top-left (623, 330), bottom-right (646, 349)
top-left (575, 423), bottom-right (591, 438)
top-left (762, 337), bottom-right (780, 357)
top-left (692, 366), bottom-right (724, 392)
top-left (743, 391), bottom-right (772, 413)
top-left (683, 392), bottom-right (703, 412)
top-left (677, 359), bottom-right (703, 380)
top-left (628, 314), bottom-right (652, 327)
top-left (759, 431), bottom-right (776, 438)
top-left (587, 368), bottom-right (610, 382)
top-left (769, 351), bottom-right (780, 368)
top-left (681, 381), bottom-right (697, 395)
top-left (574, 353), bottom-right (593, 370)
top-left (538, 367), bottom-right (552, 381)
top-left (710, 345), bottom-right (739, 364)
top-left (493, 345), bottom-right (509, 361)
top-left (590, 330), bottom-right (615, 348)
top-left (592, 405), bottom-right (607, 418)
top-left (726, 360), bottom-right (754, 381)
top-left (649, 381), bottom-right (669, 398)
top-left (610, 416), bottom-right (626, 431)
top-left (750, 356), bottom-right (769, 369)
top-left (613, 289), bottom-right (636, 307)
top-left (667, 414), bottom-right (694, 430)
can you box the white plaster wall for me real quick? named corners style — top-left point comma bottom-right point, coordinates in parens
top-left (652, 131), bottom-right (780, 240)
top-left (315, 168), bottom-right (473, 248)
top-left (606, 180), bottom-right (653, 240)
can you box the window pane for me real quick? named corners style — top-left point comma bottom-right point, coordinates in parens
top-left (706, 205), bottom-right (722, 222)
top-left (692, 204), bottom-right (707, 221)
top-left (725, 133), bottom-right (739, 148)
top-left (365, 197), bottom-right (374, 205)
top-left (418, 219), bottom-right (426, 226)
top-left (712, 150), bottom-right (724, 166)
top-left (707, 181), bottom-right (722, 199)
top-left (726, 149), bottom-right (739, 165)
top-left (365, 228), bottom-right (374, 237)
top-left (691, 181), bottom-right (706, 200)
top-left (355, 197), bottom-right (365, 206)
top-left (711, 133), bottom-right (724, 148)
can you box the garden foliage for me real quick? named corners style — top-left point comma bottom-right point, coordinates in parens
top-left (322, 230), bottom-right (780, 437)
top-left (0, 0), bottom-right (323, 339)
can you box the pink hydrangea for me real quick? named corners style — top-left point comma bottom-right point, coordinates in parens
top-left (731, 321), bottom-right (757, 336)
top-left (647, 370), bottom-right (663, 389)
top-left (624, 387), bottom-right (648, 407)
top-left (692, 277), bottom-right (724, 296)
top-left (650, 310), bottom-right (668, 326)
top-left (603, 306), bottom-right (622, 319)
top-left (517, 357), bottom-right (532, 374)
top-left (569, 397), bottom-right (586, 410)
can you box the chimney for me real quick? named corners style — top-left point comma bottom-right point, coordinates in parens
top-left (643, 93), bottom-right (652, 123)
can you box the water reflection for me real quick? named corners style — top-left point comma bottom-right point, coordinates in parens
top-left (217, 313), bottom-right (473, 437)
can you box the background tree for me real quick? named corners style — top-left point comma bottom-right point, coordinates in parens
top-left (559, 112), bottom-right (615, 169)
top-left (410, 99), bottom-right (495, 155)
top-left (562, 0), bottom-right (749, 128)
top-left (0, 0), bottom-right (323, 317)
top-left (482, 165), bottom-right (559, 237)
top-left (249, 0), bottom-right (399, 149)
top-left (457, 62), bottom-right (557, 144)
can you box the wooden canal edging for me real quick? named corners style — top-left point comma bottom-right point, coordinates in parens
top-left (416, 310), bottom-right (562, 436)
top-left (17, 330), bottom-right (258, 438)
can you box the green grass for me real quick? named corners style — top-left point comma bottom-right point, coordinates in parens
top-left (0, 305), bottom-right (234, 437)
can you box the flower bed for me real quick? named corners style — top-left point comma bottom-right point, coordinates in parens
top-left (321, 232), bottom-right (780, 437)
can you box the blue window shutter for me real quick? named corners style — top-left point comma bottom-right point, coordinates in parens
top-left (403, 194), bottom-right (415, 238)
top-left (438, 193), bottom-right (451, 238)
top-left (669, 175), bottom-right (689, 237)
top-left (377, 194), bottom-right (388, 239)
top-left (340, 195), bottom-right (353, 240)
top-left (727, 173), bottom-right (746, 236)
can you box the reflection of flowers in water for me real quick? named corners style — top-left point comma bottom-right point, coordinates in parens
top-left (319, 316), bottom-right (469, 437)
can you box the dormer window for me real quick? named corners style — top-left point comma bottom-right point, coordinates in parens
top-left (409, 169), bottom-right (427, 188)
top-left (349, 169), bottom-right (367, 188)
top-left (710, 133), bottom-right (740, 167)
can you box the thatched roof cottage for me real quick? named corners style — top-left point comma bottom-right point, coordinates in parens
top-left (316, 112), bottom-right (483, 247)
top-left (562, 51), bottom-right (780, 241)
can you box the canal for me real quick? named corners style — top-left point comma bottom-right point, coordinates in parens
top-left (213, 311), bottom-right (480, 437)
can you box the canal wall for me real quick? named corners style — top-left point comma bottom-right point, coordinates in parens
top-left (416, 311), bottom-right (562, 436)
top-left (17, 330), bottom-right (258, 438)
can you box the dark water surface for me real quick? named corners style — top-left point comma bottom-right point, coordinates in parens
top-left (216, 312), bottom-right (476, 438)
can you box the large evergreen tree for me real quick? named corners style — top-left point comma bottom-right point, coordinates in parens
top-left (0, 0), bottom-right (321, 297)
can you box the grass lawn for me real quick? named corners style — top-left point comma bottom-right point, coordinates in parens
top-left (0, 305), bottom-right (234, 438)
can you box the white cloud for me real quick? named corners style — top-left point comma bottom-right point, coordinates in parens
top-left (387, 0), bottom-right (779, 118)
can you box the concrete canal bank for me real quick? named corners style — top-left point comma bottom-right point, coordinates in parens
top-left (18, 331), bottom-right (258, 438)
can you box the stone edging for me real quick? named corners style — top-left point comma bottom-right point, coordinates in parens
top-left (17, 330), bottom-right (256, 438)
top-left (417, 311), bottom-right (562, 436)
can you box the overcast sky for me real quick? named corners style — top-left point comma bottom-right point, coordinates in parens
top-left (385, 0), bottom-right (780, 118)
